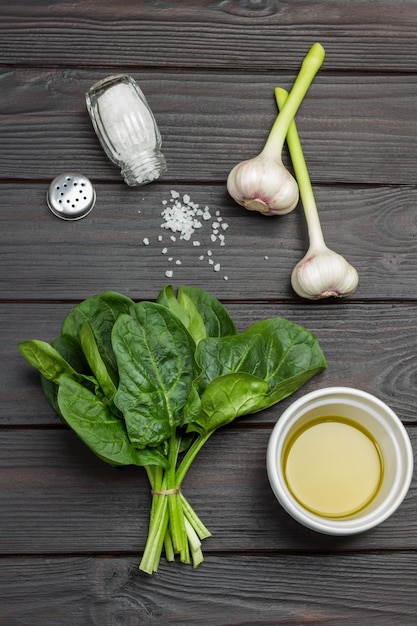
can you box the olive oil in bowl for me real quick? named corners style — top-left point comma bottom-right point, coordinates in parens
top-left (282, 417), bottom-right (384, 518)
top-left (267, 387), bottom-right (413, 534)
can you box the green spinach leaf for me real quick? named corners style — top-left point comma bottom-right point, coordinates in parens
top-left (61, 291), bottom-right (134, 382)
top-left (112, 302), bottom-right (199, 448)
top-left (177, 286), bottom-right (237, 338)
top-left (196, 317), bottom-right (326, 392)
top-left (156, 285), bottom-right (194, 333)
top-left (189, 372), bottom-right (270, 433)
top-left (39, 334), bottom-right (92, 418)
top-left (157, 285), bottom-right (237, 340)
top-left (80, 321), bottom-right (117, 400)
top-left (19, 339), bottom-right (98, 391)
top-left (57, 376), bottom-right (167, 468)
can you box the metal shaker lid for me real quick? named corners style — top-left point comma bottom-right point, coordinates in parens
top-left (47, 173), bottom-right (96, 220)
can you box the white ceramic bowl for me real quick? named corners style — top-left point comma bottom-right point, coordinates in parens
top-left (266, 387), bottom-right (414, 535)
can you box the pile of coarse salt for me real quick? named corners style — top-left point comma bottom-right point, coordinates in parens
top-left (160, 191), bottom-right (205, 241)
top-left (142, 190), bottom-right (230, 280)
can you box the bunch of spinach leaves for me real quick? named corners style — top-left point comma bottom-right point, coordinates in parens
top-left (19, 285), bottom-right (327, 573)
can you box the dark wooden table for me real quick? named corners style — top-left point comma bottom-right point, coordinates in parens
top-left (2, 1), bottom-right (417, 624)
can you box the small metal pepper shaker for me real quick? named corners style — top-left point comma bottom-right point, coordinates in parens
top-left (86, 74), bottom-right (167, 186)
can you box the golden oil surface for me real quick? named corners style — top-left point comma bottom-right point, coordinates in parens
top-left (283, 417), bottom-right (383, 518)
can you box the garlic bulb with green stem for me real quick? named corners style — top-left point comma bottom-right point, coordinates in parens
top-left (227, 43), bottom-right (325, 216)
top-left (275, 87), bottom-right (359, 299)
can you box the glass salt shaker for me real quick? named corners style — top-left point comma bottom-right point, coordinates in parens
top-left (86, 74), bottom-right (167, 186)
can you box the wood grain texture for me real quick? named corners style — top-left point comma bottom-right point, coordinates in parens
top-left (1, 554), bottom-right (417, 625)
top-left (0, 70), bottom-right (416, 184)
top-left (2, 0), bottom-right (417, 72)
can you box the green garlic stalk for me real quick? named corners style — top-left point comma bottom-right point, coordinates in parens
top-left (227, 43), bottom-right (325, 216)
top-left (275, 87), bottom-right (359, 299)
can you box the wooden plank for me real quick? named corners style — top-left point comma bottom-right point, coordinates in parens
top-left (3, 552), bottom-right (417, 624)
top-left (0, 70), bottom-right (416, 185)
top-left (2, 0), bottom-right (417, 72)
top-left (1, 554), bottom-right (417, 625)
top-left (1, 181), bottom-right (417, 300)
top-left (0, 427), bottom-right (416, 554)
top-left (5, 302), bottom-right (417, 425)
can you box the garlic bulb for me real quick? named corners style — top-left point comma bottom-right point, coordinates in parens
top-left (226, 153), bottom-right (298, 215)
top-left (291, 247), bottom-right (359, 300)
top-left (275, 87), bottom-right (359, 300)
top-left (227, 43), bottom-right (325, 216)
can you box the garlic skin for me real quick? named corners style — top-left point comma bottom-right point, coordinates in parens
top-left (226, 153), bottom-right (299, 216)
top-left (291, 247), bottom-right (359, 300)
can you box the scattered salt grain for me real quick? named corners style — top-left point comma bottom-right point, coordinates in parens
top-left (165, 270), bottom-right (173, 278)
top-left (143, 237), bottom-right (149, 246)
top-left (214, 263), bottom-right (221, 272)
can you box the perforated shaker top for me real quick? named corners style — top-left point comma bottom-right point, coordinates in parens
top-left (47, 173), bottom-right (96, 220)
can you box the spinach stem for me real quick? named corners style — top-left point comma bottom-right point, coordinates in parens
top-left (141, 441), bottom-right (211, 573)
top-left (180, 538), bottom-right (191, 564)
top-left (164, 530), bottom-right (175, 562)
top-left (167, 432), bottom-right (186, 554)
top-left (184, 516), bottom-right (204, 568)
top-left (180, 493), bottom-right (211, 540)
top-left (139, 490), bottom-right (169, 574)
top-left (175, 431), bottom-right (213, 487)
